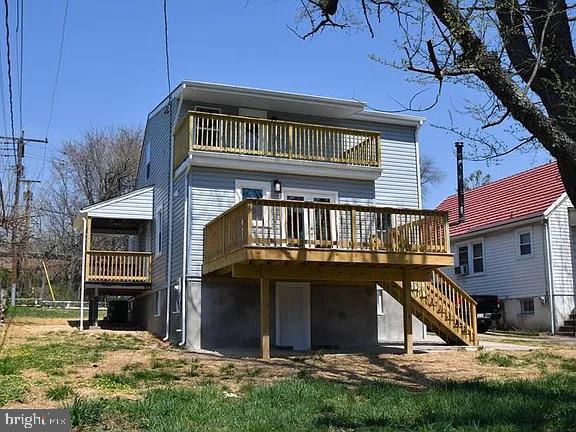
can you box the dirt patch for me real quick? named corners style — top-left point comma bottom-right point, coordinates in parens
top-left (1, 316), bottom-right (575, 407)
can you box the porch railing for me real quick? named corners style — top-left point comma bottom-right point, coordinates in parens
top-left (204, 199), bottom-right (450, 264)
top-left (85, 251), bottom-right (152, 283)
top-left (174, 111), bottom-right (381, 168)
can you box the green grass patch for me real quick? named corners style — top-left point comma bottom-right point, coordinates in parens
top-left (94, 368), bottom-right (179, 391)
top-left (69, 373), bottom-right (576, 431)
top-left (0, 375), bottom-right (28, 406)
top-left (5, 306), bottom-right (82, 319)
top-left (46, 384), bottom-right (74, 401)
top-left (477, 351), bottom-right (517, 367)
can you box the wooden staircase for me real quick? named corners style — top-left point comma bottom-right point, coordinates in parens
top-left (381, 269), bottom-right (478, 345)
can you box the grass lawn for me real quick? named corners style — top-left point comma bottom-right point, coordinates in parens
top-left (6, 306), bottom-right (85, 319)
top-left (2, 315), bottom-right (576, 431)
top-left (70, 373), bottom-right (576, 432)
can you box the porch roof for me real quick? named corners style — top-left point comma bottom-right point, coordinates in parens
top-left (75, 187), bottom-right (154, 230)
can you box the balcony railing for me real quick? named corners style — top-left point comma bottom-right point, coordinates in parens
top-left (174, 111), bottom-right (381, 168)
top-left (85, 251), bottom-right (152, 283)
top-left (204, 199), bottom-right (450, 266)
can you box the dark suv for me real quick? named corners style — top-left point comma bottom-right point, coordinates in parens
top-left (471, 295), bottom-right (502, 333)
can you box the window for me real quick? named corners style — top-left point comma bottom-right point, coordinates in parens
top-left (472, 242), bottom-right (484, 273)
top-left (235, 180), bottom-right (271, 223)
top-left (173, 283), bottom-right (181, 314)
top-left (376, 287), bottom-right (385, 316)
top-left (519, 231), bottom-right (532, 256)
top-left (154, 291), bottom-right (161, 317)
top-left (455, 239), bottom-right (484, 275)
top-left (455, 245), bottom-right (469, 275)
top-left (520, 298), bottom-right (535, 314)
top-left (155, 207), bottom-right (163, 256)
top-left (144, 142), bottom-right (151, 180)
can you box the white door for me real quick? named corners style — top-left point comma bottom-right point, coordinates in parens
top-left (275, 282), bottom-right (311, 350)
top-left (283, 189), bottom-right (338, 247)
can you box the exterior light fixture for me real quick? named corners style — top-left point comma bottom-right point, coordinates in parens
top-left (273, 179), bottom-right (282, 194)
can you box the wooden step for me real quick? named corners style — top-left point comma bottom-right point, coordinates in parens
top-left (381, 271), bottom-right (477, 346)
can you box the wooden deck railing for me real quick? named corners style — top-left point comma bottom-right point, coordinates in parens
top-left (85, 251), bottom-right (152, 283)
top-left (204, 199), bottom-right (450, 264)
top-left (412, 270), bottom-right (478, 345)
top-left (174, 111), bottom-right (381, 168)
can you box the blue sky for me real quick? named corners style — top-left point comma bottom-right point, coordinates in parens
top-left (6, 0), bottom-right (551, 207)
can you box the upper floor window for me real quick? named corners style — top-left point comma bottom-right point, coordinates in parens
top-left (155, 206), bottom-right (163, 256)
top-left (144, 142), bottom-right (151, 180)
top-left (455, 239), bottom-right (484, 276)
top-left (519, 230), bottom-right (532, 256)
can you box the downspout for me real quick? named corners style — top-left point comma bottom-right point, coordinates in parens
top-left (543, 219), bottom-right (556, 334)
top-left (179, 165), bottom-right (190, 346)
top-left (164, 88), bottom-right (185, 342)
top-left (79, 216), bottom-right (87, 331)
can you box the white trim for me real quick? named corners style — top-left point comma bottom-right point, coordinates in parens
top-left (516, 227), bottom-right (534, 258)
top-left (79, 186), bottom-right (154, 214)
top-left (454, 238), bottom-right (485, 277)
top-left (186, 151), bottom-right (382, 181)
top-left (282, 187), bottom-right (339, 203)
top-left (376, 286), bottom-right (385, 316)
top-left (544, 193), bottom-right (569, 218)
top-left (79, 217), bottom-right (87, 331)
top-left (414, 122), bottom-right (424, 209)
top-left (543, 220), bottom-right (556, 333)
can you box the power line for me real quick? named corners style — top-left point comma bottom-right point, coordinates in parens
top-left (46, 0), bottom-right (69, 137)
top-left (16, 0), bottom-right (23, 133)
top-left (3, 0), bottom-right (16, 165)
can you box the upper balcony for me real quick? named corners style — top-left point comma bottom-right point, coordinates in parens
top-left (173, 111), bottom-right (382, 178)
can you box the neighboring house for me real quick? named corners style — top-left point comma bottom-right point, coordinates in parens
top-left (437, 162), bottom-right (575, 333)
top-left (75, 81), bottom-right (477, 357)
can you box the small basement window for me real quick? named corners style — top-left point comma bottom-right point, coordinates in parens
top-left (154, 291), bottom-right (161, 317)
top-left (376, 287), bottom-right (385, 316)
top-left (520, 298), bottom-right (535, 315)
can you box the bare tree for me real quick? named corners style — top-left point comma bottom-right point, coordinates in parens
top-left (292, 1), bottom-right (576, 206)
top-left (37, 125), bottom-right (142, 296)
top-left (464, 170), bottom-right (492, 190)
top-left (420, 154), bottom-right (445, 197)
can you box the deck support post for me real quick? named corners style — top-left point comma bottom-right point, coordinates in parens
top-left (260, 278), bottom-right (270, 360)
top-left (402, 269), bottom-right (413, 355)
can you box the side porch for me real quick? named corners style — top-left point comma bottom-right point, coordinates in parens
top-left (76, 187), bottom-right (154, 329)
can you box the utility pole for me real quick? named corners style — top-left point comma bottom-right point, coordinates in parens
top-left (4, 132), bottom-right (47, 308)
top-left (21, 179), bottom-right (41, 298)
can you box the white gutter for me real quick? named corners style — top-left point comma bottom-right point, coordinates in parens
top-left (79, 216), bottom-right (87, 331)
top-left (179, 166), bottom-right (190, 346)
top-left (543, 219), bottom-right (556, 334)
top-left (163, 88), bottom-right (185, 342)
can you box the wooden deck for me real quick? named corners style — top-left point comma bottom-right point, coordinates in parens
top-left (173, 111), bottom-right (381, 168)
top-left (203, 199), bottom-right (453, 277)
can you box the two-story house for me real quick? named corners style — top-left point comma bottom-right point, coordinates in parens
top-left (438, 162), bottom-right (575, 334)
top-left (75, 81), bottom-right (477, 357)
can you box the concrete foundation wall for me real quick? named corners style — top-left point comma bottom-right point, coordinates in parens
top-left (197, 278), bottom-right (380, 350)
top-left (501, 297), bottom-right (550, 331)
top-left (377, 289), bottom-right (426, 342)
top-left (134, 289), bottom-right (166, 338)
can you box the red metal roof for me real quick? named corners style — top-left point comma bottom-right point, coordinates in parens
top-left (436, 162), bottom-right (565, 237)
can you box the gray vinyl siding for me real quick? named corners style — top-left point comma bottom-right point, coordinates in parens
top-left (376, 138), bottom-right (419, 208)
top-left (443, 222), bottom-right (548, 299)
top-left (188, 167), bottom-right (375, 278)
top-left (86, 188), bottom-right (153, 220)
top-left (548, 197), bottom-right (576, 296)
top-left (170, 173), bottom-right (186, 283)
top-left (135, 100), bottom-right (179, 294)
